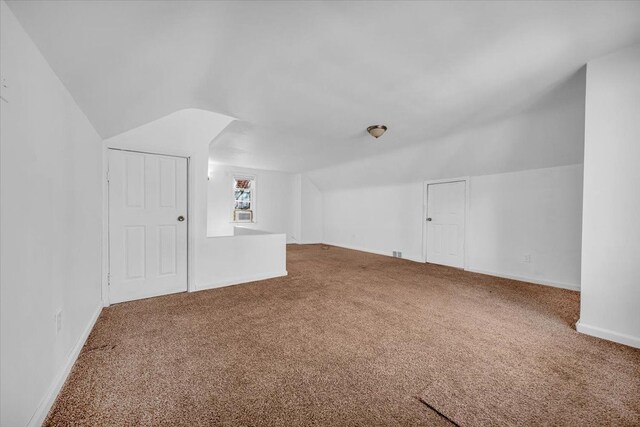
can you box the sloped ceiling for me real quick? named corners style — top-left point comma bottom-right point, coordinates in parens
top-left (309, 67), bottom-right (588, 190)
top-left (7, 1), bottom-right (640, 172)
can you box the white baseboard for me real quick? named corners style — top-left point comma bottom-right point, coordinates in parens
top-left (197, 271), bottom-right (288, 291)
top-left (27, 304), bottom-right (103, 427)
top-left (322, 243), bottom-right (579, 291)
top-left (576, 320), bottom-right (640, 349)
top-left (322, 242), bottom-right (423, 263)
top-left (465, 267), bottom-right (580, 291)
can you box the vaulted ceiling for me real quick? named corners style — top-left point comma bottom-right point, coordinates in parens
top-left (7, 1), bottom-right (640, 172)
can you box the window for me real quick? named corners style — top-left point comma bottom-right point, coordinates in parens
top-left (232, 176), bottom-right (255, 222)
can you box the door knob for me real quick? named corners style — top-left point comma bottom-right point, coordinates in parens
top-left (426, 217), bottom-right (432, 221)
top-left (177, 216), bottom-right (185, 222)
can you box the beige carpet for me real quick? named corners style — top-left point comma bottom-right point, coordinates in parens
top-left (45, 244), bottom-right (639, 426)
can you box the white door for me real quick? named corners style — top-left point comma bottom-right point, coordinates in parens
top-left (426, 181), bottom-right (465, 268)
top-left (108, 149), bottom-right (188, 303)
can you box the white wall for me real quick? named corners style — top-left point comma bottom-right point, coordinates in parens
top-left (196, 233), bottom-right (287, 291)
top-left (323, 183), bottom-right (424, 261)
top-left (1, 3), bottom-right (103, 426)
top-left (233, 226), bottom-right (271, 236)
top-left (323, 165), bottom-right (583, 289)
top-left (291, 174), bottom-right (303, 243)
top-left (299, 175), bottom-right (323, 244)
top-left (578, 44), bottom-right (640, 348)
top-left (467, 165), bottom-right (583, 289)
top-left (207, 164), bottom-right (297, 241)
top-left (289, 174), bottom-right (324, 244)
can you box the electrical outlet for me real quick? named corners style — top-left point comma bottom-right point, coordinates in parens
top-left (55, 310), bottom-right (63, 334)
top-left (392, 251), bottom-right (403, 258)
top-left (397, 251), bottom-right (403, 258)
top-left (522, 254), bottom-right (532, 263)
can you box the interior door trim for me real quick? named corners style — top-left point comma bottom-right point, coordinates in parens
top-left (102, 147), bottom-right (191, 307)
top-left (422, 177), bottom-right (469, 268)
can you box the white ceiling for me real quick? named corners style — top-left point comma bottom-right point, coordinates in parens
top-left (7, 1), bottom-right (640, 172)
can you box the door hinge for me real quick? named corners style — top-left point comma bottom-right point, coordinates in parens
top-left (106, 170), bottom-right (110, 182)
top-left (107, 273), bottom-right (111, 286)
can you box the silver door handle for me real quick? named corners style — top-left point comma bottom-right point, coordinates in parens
top-left (177, 216), bottom-right (185, 222)
top-left (426, 218), bottom-right (432, 221)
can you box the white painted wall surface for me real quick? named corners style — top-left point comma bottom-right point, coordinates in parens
top-left (579, 44), bottom-right (640, 348)
top-left (300, 175), bottom-right (323, 244)
top-left (323, 183), bottom-right (424, 262)
top-left (196, 234), bottom-right (287, 291)
top-left (467, 165), bottom-right (583, 290)
top-left (323, 165), bottom-right (583, 288)
top-left (207, 164), bottom-right (297, 241)
top-left (234, 226), bottom-right (271, 236)
top-left (1, 3), bottom-right (103, 426)
top-left (291, 174), bottom-right (303, 243)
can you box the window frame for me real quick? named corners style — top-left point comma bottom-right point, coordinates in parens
top-left (231, 174), bottom-right (256, 223)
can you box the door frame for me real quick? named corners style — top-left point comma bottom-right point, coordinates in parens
top-left (102, 147), bottom-right (192, 307)
top-left (422, 177), bottom-right (470, 268)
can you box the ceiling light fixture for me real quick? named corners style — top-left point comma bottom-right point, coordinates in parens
top-left (367, 125), bottom-right (387, 138)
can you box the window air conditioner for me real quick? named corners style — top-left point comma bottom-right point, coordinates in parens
top-left (235, 210), bottom-right (253, 222)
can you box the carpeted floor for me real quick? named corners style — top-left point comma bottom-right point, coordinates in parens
top-left (46, 244), bottom-right (640, 426)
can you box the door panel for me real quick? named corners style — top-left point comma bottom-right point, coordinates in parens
top-left (109, 150), bottom-right (188, 303)
top-left (124, 226), bottom-right (146, 279)
top-left (159, 157), bottom-right (177, 207)
top-left (158, 225), bottom-right (177, 276)
top-left (125, 154), bottom-right (145, 208)
top-left (426, 181), bottom-right (465, 268)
